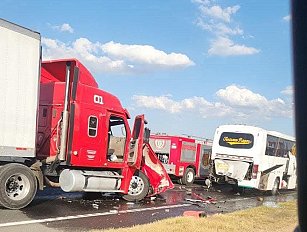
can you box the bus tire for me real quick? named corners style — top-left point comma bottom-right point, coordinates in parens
top-left (0, 163), bottom-right (37, 209)
top-left (271, 178), bottom-right (280, 196)
top-left (123, 171), bottom-right (149, 201)
top-left (181, 168), bottom-right (195, 185)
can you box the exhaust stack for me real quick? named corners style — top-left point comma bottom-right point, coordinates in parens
top-left (58, 62), bottom-right (71, 161)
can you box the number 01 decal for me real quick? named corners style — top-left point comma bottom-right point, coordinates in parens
top-left (94, 95), bottom-right (104, 105)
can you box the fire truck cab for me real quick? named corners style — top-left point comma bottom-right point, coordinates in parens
top-left (150, 135), bottom-right (212, 185)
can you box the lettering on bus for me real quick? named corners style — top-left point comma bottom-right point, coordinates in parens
top-left (219, 132), bottom-right (254, 149)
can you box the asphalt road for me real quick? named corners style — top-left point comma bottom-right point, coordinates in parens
top-left (0, 182), bottom-right (297, 232)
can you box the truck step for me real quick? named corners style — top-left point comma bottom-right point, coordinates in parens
top-left (84, 189), bottom-right (124, 193)
top-left (82, 173), bottom-right (124, 179)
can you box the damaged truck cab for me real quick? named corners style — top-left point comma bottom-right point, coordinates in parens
top-left (0, 19), bottom-right (172, 209)
top-left (38, 59), bottom-right (172, 198)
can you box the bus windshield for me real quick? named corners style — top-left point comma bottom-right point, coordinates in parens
top-left (218, 132), bottom-right (254, 149)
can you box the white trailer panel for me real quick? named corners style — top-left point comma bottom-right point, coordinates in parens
top-left (0, 19), bottom-right (41, 157)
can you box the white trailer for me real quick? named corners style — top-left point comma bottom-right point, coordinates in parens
top-left (211, 125), bottom-right (297, 195)
top-left (0, 18), bottom-right (41, 158)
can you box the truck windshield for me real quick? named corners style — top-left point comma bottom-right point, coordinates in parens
top-left (219, 132), bottom-right (254, 149)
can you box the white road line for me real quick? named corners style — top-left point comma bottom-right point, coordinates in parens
top-left (0, 203), bottom-right (191, 228)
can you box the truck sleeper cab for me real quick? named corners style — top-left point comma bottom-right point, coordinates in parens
top-left (211, 125), bottom-right (297, 195)
top-left (149, 135), bottom-right (212, 185)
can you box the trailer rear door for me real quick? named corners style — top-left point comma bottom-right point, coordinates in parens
top-left (0, 19), bottom-right (41, 157)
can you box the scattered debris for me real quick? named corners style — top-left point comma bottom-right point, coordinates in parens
top-left (183, 210), bottom-right (206, 218)
top-left (257, 197), bottom-right (264, 202)
top-left (191, 192), bottom-right (217, 204)
top-left (151, 212), bottom-right (159, 216)
top-left (126, 202), bottom-right (135, 205)
top-left (150, 196), bottom-right (156, 201)
top-left (185, 198), bottom-right (202, 203)
top-left (217, 190), bottom-right (222, 193)
top-left (109, 210), bottom-right (118, 213)
top-left (92, 203), bottom-right (99, 209)
top-left (234, 192), bottom-right (241, 196)
top-left (186, 191), bottom-right (192, 195)
top-left (67, 200), bottom-right (72, 203)
top-left (165, 209), bottom-right (170, 212)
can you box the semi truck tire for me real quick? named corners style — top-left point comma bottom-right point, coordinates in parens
top-left (123, 171), bottom-right (149, 201)
top-left (271, 178), bottom-right (280, 196)
top-left (0, 163), bottom-right (37, 209)
top-left (181, 168), bottom-right (195, 185)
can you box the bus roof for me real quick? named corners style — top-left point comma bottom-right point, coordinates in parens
top-left (216, 124), bottom-right (295, 142)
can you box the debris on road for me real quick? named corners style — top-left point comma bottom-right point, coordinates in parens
top-left (183, 210), bottom-right (206, 218)
top-left (92, 203), bottom-right (99, 209)
top-left (191, 192), bottom-right (217, 204)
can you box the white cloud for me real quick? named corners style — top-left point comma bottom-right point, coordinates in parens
top-left (208, 37), bottom-right (260, 56)
top-left (193, 0), bottom-right (259, 57)
top-left (216, 85), bottom-right (291, 118)
top-left (283, 15), bottom-right (291, 22)
top-left (281, 85), bottom-right (293, 96)
top-left (197, 20), bottom-right (243, 36)
top-left (200, 5), bottom-right (240, 23)
top-left (52, 23), bottom-right (74, 33)
top-left (41, 37), bottom-right (194, 74)
top-left (132, 85), bottom-right (292, 119)
top-left (132, 95), bottom-right (232, 117)
top-left (102, 41), bottom-right (194, 68)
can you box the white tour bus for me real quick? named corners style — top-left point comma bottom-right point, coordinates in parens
top-left (211, 125), bottom-right (297, 195)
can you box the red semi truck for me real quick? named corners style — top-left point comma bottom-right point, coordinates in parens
top-left (149, 135), bottom-right (212, 185)
top-left (0, 19), bottom-right (173, 209)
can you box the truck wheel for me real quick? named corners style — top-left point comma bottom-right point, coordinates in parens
top-left (181, 168), bottom-right (195, 185)
top-left (0, 163), bottom-right (37, 209)
top-left (271, 178), bottom-right (280, 196)
top-left (123, 171), bottom-right (149, 201)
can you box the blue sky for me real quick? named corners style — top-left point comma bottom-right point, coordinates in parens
top-left (0, 0), bottom-right (293, 138)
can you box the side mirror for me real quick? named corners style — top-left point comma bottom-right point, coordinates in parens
top-left (144, 127), bottom-right (150, 144)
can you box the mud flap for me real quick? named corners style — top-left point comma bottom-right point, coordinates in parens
top-left (141, 144), bottom-right (174, 196)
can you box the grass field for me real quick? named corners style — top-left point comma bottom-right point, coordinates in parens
top-left (98, 201), bottom-right (297, 232)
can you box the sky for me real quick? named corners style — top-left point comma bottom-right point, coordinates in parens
top-left (0, 0), bottom-right (293, 139)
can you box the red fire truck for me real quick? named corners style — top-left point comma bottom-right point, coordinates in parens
top-left (0, 19), bottom-right (173, 209)
top-left (150, 135), bottom-right (212, 185)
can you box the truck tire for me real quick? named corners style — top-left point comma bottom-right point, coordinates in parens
top-left (123, 171), bottom-right (149, 201)
top-left (0, 163), bottom-right (37, 209)
top-left (271, 178), bottom-right (280, 196)
top-left (181, 168), bottom-right (195, 185)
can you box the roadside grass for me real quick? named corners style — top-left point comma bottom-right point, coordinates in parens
top-left (99, 200), bottom-right (297, 232)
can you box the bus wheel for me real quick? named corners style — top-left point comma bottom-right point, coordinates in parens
top-left (271, 178), bottom-right (280, 196)
top-left (181, 168), bottom-right (195, 185)
top-left (123, 171), bottom-right (149, 201)
top-left (0, 163), bottom-right (37, 209)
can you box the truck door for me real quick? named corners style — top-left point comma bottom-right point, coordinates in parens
top-left (128, 115), bottom-right (145, 168)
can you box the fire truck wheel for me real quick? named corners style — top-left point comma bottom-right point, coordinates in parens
top-left (271, 178), bottom-right (280, 196)
top-left (181, 168), bottom-right (195, 185)
top-left (0, 163), bottom-right (37, 209)
top-left (123, 171), bottom-right (149, 201)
